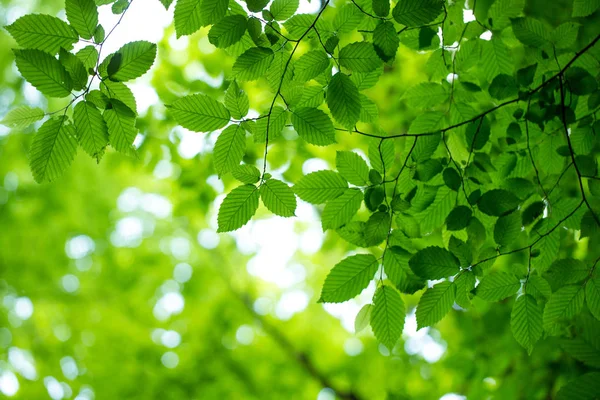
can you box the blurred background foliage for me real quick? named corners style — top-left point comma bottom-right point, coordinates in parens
top-left (0, 0), bottom-right (597, 399)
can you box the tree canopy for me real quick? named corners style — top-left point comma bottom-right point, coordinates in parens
top-left (1, 0), bottom-right (600, 398)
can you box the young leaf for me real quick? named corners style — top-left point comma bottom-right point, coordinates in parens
top-left (104, 99), bottom-right (137, 155)
top-left (73, 101), bottom-right (109, 161)
top-left (232, 47), bottom-right (274, 81)
top-left (409, 246), bottom-right (460, 279)
top-left (217, 184), bottom-right (260, 232)
top-left (477, 189), bottom-right (520, 216)
top-left (200, 0), bottom-right (229, 26)
top-left (371, 285), bottom-right (405, 349)
top-left (293, 170), bottom-right (348, 204)
top-left (270, 0), bottom-right (299, 21)
top-left (174, 0), bottom-right (203, 37)
top-left (338, 42), bottom-right (383, 72)
top-left (107, 41), bottom-right (157, 82)
top-left (13, 49), bottom-right (72, 98)
top-left (321, 188), bottom-right (363, 230)
top-left (293, 51), bottom-right (330, 82)
top-left (392, 0), bottom-right (443, 27)
top-left (416, 281), bottom-right (456, 329)
top-left (319, 254), bottom-right (378, 303)
top-left (167, 94), bottom-right (230, 132)
top-left (224, 81), bottom-right (250, 120)
top-left (373, 21), bottom-right (399, 62)
top-left (29, 116), bottom-right (78, 183)
top-left (336, 151), bottom-right (370, 186)
top-left (260, 178), bottom-right (296, 217)
top-left (214, 124), bottom-right (246, 176)
top-left (494, 211), bottom-right (521, 247)
top-left (66, 0), bottom-right (99, 39)
top-left (231, 164), bottom-right (261, 184)
top-left (511, 294), bottom-right (543, 354)
top-left (586, 275), bottom-right (600, 321)
top-left (475, 272), bottom-right (520, 302)
top-left (327, 72), bottom-right (361, 129)
top-left (1, 106), bottom-right (45, 129)
top-left (6, 14), bottom-right (78, 54)
top-left (208, 16), bottom-right (247, 48)
top-left (290, 107), bottom-right (336, 146)
top-left (364, 211), bottom-right (390, 246)
top-left (355, 304), bottom-right (373, 334)
top-left (543, 285), bottom-right (585, 335)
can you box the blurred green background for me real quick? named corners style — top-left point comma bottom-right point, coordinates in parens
top-left (0, 0), bottom-right (593, 399)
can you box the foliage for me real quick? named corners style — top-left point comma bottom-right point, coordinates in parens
top-left (2, 0), bottom-right (600, 397)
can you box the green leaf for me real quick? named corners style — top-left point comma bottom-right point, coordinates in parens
top-left (107, 41), bottom-right (156, 82)
top-left (511, 294), bottom-right (543, 354)
top-left (373, 21), bottom-right (399, 62)
top-left (392, 0), bottom-right (443, 27)
top-left (319, 254), bottom-right (378, 303)
top-left (59, 49), bottom-right (88, 91)
top-left (525, 275), bottom-right (552, 301)
top-left (200, 0), bottom-right (229, 26)
top-left (76, 45), bottom-right (99, 71)
top-left (174, 0), bottom-right (203, 37)
top-left (475, 272), bottom-right (520, 301)
top-left (270, 0), bottom-right (299, 21)
top-left (409, 246), bottom-right (460, 279)
top-left (208, 16), bottom-right (247, 48)
top-left (332, 4), bottom-right (364, 34)
top-left (408, 112), bottom-right (445, 134)
top-left (586, 275), bottom-right (600, 321)
top-left (217, 184), bottom-right (260, 232)
top-left (373, 0), bottom-right (390, 17)
top-left (260, 178), bottom-right (296, 217)
top-left (552, 22), bottom-right (580, 49)
top-left (73, 101), bottom-right (108, 161)
top-left (293, 170), bottom-right (348, 204)
top-left (364, 212), bottom-right (390, 245)
top-left (231, 164), bottom-right (261, 184)
top-left (488, 74), bottom-right (517, 100)
top-left (327, 72), bottom-right (361, 129)
top-left (214, 124), bottom-right (246, 176)
top-left (290, 107), bottom-right (336, 146)
top-left (494, 211), bottom-right (521, 247)
top-left (233, 47), bottom-right (274, 81)
top-left (13, 49), bottom-right (72, 98)
top-left (572, 0), bottom-right (600, 17)
top-left (359, 95), bottom-right (378, 123)
top-left (224, 81), bottom-right (249, 120)
top-left (445, 206), bottom-right (472, 231)
top-left (104, 99), bottom-right (137, 155)
top-left (477, 189), bottom-right (520, 216)
top-left (355, 304), bottom-right (373, 333)
top-left (557, 372), bottom-right (600, 400)
top-left (159, 0), bottom-right (174, 8)
top-left (562, 336), bottom-right (600, 368)
top-left (416, 281), bottom-right (456, 329)
top-left (321, 188), bottom-right (363, 230)
top-left (101, 81), bottom-right (137, 113)
top-left (543, 285), bottom-right (585, 335)
top-left (1, 106), bottom-right (45, 129)
top-left (246, 0), bottom-right (269, 12)
top-left (337, 221), bottom-right (369, 247)
top-left (6, 14), bottom-right (78, 54)
top-left (339, 42), bottom-right (383, 72)
top-left (293, 51), bottom-right (330, 82)
top-left (565, 67), bottom-right (598, 96)
top-left (480, 38), bottom-right (513, 81)
top-left (336, 151), bottom-right (370, 186)
top-left (253, 107), bottom-right (288, 143)
top-left (487, 0), bottom-right (525, 30)
top-left (371, 285), bottom-right (405, 349)
top-left (66, 0), bottom-right (99, 39)
top-left (511, 17), bottom-right (551, 48)
top-left (455, 271), bottom-right (475, 308)
top-left (545, 259), bottom-right (590, 286)
top-left (167, 94), bottom-right (230, 132)
top-left (29, 116), bottom-right (78, 183)
top-left (402, 82), bottom-right (449, 109)
top-left (368, 139), bottom-right (394, 174)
